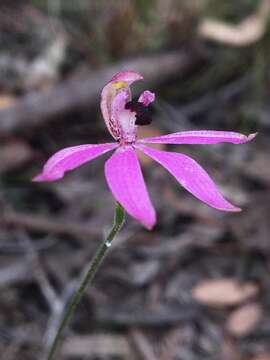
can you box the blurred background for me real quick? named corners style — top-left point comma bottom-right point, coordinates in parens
top-left (0, 0), bottom-right (268, 359)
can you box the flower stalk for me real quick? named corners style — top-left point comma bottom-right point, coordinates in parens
top-left (47, 202), bottom-right (125, 360)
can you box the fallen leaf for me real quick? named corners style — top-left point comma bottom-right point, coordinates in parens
top-left (0, 94), bottom-right (16, 109)
top-left (192, 278), bottom-right (259, 307)
top-left (198, 0), bottom-right (270, 46)
top-left (226, 303), bottom-right (262, 337)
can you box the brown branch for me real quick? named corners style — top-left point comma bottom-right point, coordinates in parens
top-left (0, 210), bottom-right (100, 240)
top-left (0, 50), bottom-right (203, 134)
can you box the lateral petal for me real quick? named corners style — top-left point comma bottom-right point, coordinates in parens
top-left (33, 143), bottom-right (117, 182)
top-left (104, 146), bottom-right (156, 229)
top-left (137, 145), bottom-right (241, 212)
top-left (140, 130), bottom-right (257, 145)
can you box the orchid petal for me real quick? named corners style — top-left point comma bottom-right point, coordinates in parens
top-left (138, 90), bottom-right (155, 106)
top-left (137, 145), bottom-right (241, 212)
top-left (33, 143), bottom-right (117, 182)
top-left (140, 130), bottom-right (257, 145)
top-left (105, 146), bottom-right (156, 229)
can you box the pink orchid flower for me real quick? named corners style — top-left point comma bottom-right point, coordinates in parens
top-left (33, 71), bottom-right (256, 229)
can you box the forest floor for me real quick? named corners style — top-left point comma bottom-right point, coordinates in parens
top-left (0, 1), bottom-right (269, 359)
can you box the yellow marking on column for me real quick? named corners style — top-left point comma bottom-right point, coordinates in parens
top-left (113, 81), bottom-right (128, 90)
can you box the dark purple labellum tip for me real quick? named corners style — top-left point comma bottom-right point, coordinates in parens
top-left (125, 100), bottom-right (152, 126)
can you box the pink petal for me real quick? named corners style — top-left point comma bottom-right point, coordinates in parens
top-left (138, 90), bottom-right (155, 106)
top-left (140, 130), bottom-right (257, 145)
top-left (33, 143), bottom-right (117, 182)
top-left (137, 145), bottom-right (241, 212)
top-left (104, 146), bottom-right (156, 229)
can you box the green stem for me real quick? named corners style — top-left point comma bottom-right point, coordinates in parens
top-left (47, 202), bottom-right (125, 360)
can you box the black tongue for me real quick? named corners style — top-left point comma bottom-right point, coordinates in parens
top-left (125, 100), bottom-right (152, 126)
